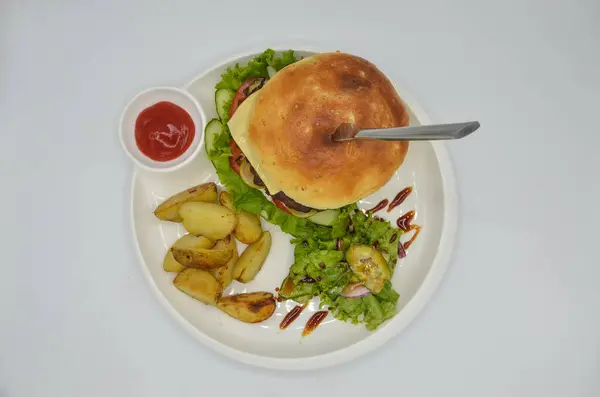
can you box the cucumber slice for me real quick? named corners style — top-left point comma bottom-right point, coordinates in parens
top-left (346, 245), bottom-right (390, 294)
top-left (288, 207), bottom-right (318, 219)
top-left (308, 209), bottom-right (340, 226)
top-left (215, 89), bottom-right (235, 122)
top-left (204, 118), bottom-right (223, 155)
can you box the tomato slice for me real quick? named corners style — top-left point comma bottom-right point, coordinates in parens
top-left (273, 199), bottom-right (292, 214)
top-left (229, 139), bottom-right (243, 159)
top-left (229, 139), bottom-right (244, 175)
top-left (229, 157), bottom-right (241, 175)
top-left (229, 78), bottom-right (257, 119)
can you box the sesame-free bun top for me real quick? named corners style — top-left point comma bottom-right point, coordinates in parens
top-left (245, 52), bottom-right (409, 209)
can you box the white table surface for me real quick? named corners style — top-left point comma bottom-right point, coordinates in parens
top-left (2, 0), bottom-right (599, 396)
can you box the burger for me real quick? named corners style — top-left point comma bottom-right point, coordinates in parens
top-left (212, 51), bottom-right (410, 226)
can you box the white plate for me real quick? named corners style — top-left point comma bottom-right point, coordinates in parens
top-left (130, 49), bottom-right (458, 370)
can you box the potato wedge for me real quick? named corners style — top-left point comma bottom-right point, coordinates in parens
top-left (210, 237), bottom-right (238, 288)
top-left (235, 211), bottom-right (262, 244)
top-left (218, 191), bottom-right (234, 210)
top-left (154, 183), bottom-right (218, 222)
top-left (163, 234), bottom-right (213, 273)
top-left (219, 191), bottom-right (262, 244)
top-left (233, 231), bottom-right (272, 283)
top-left (179, 202), bottom-right (237, 240)
top-left (217, 292), bottom-right (276, 323)
top-left (172, 240), bottom-right (233, 269)
top-left (174, 268), bottom-right (222, 305)
top-left (172, 234), bottom-right (213, 250)
top-left (163, 250), bottom-right (185, 273)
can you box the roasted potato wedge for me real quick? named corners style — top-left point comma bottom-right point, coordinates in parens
top-left (163, 234), bottom-right (213, 273)
top-left (234, 211), bottom-right (262, 244)
top-left (218, 191), bottom-right (234, 210)
top-left (163, 251), bottom-right (185, 273)
top-left (209, 237), bottom-right (238, 288)
top-left (172, 234), bottom-right (213, 250)
top-left (233, 231), bottom-right (272, 283)
top-left (174, 268), bottom-right (222, 305)
top-left (217, 292), bottom-right (276, 323)
top-left (154, 183), bottom-right (218, 222)
top-left (219, 191), bottom-right (262, 244)
top-left (179, 202), bottom-right (237, 240)
top-left (172, 239), bottom-right (233, 269)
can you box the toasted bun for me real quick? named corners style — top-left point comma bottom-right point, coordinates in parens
top-left (247, 52), bottom-right (409, 209)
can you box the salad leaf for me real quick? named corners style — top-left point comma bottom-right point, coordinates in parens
top-left (215, 49), bottom-right (298, 91)
top-left (331, 205), bottom-right (353, 238)
top-left (320, 281), bottom-right (399, 330)
top-left (289, 249), bottom-right (344, 282)
top-left (268, 49), bottom-right (298, 71)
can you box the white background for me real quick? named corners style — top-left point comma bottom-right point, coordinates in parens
top-left (1, 0), bottom-right (599, 396)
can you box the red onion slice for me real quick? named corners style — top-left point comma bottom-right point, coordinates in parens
top-left (341, 283), bottom-right (372, 298)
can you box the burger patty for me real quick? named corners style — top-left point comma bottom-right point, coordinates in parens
top-left (271, 191), bottom-right (314, 213)
top-left (248, 161), bottom-right (313, 213)
top-left (249, 166), bottom-right (265, 187)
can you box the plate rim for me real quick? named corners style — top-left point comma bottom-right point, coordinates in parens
top-left (129, 45), bottom-right (459, 370)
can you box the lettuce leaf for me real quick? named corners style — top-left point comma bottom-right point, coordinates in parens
top-left (331, 205), bottom-right (353, 238)
top-left (320, 281), bottom-right (399, 330)
top-left (269, 49), bottom-right (298, 71)
top-left (215, 49), bottom-right (298, 91)
top-left (289, 249), bottom-right (344, 282)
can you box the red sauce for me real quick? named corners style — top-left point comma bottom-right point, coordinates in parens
top-left (273, 198), bottom-right (292, 214)
top-left (135, 101), bottom-right (195, 162)
top-left (388, 187), bottom-right (413, 212)
top-left (367, 199), bottom-right (389, 213)
top-left (275, 287), bottom-right (279, 292)
top-left (280, 305), bottom-right (306, 330)
top-left (396, 210), bottom-right (422, 256)
top-left (302, 311), bottom-right (328, 336)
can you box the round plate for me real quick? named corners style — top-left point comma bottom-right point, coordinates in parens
top-left (130, 49), bottom-right (458, 370)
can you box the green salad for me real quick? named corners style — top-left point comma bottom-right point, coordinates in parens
top-left (204, 49), bottom-right (403, 330)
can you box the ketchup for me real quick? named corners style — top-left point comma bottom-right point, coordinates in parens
top-left (273, 199), bottom-right (292, 214)
top-left (135, 101), bottom-right (195, 162)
